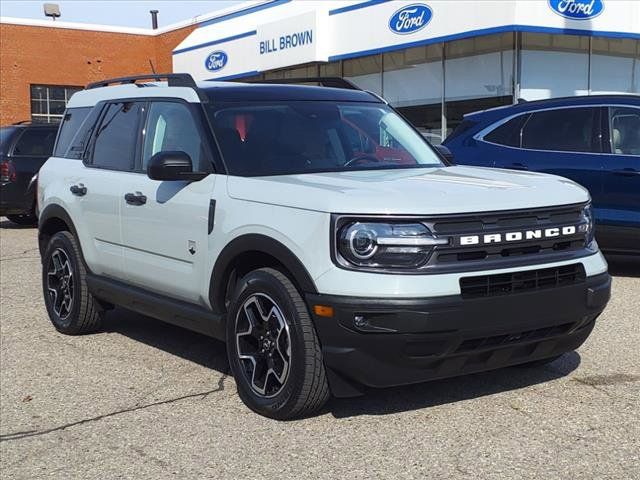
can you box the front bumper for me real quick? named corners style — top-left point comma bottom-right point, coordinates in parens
top-left (307, 272), bottom-right (611, 397)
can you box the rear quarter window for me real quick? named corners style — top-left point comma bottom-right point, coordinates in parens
top-left (54, 107), bottom-right (92, 158)
top-left (483, 115), bottom-right (529, 147)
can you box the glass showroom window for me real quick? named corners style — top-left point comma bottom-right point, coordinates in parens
top-left (31, 85), bottom-right (82, 123)
top-left (319, 61), bottom-right (341, 77)
top-left (264, 64), bottom-right (319, 80)
top-left (591, 38), bottom-right (640, 95)
top-left (383, 44), bottom-right (443, 143)
top-left (343, 54), bottom-right (382, 95)
top-left (444, 33), bottom-right (514, 136)
top-left (520, 33), bottom-right (589, 100)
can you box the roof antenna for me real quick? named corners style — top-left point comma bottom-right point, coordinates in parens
top-left (148, 59), bottom-right (157, 75)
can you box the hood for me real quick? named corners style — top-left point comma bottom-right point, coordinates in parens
top-left (227, 166), bottom-right (589, 215)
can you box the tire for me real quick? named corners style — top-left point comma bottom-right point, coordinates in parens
top-left (226, 267), bottom-right (329, 420)
top-left (6, 213), bottom-right (37, 226)
top-left (515, 354), bottom-right (563, 368)
top-left (42, 231), bottom-right (103, 335)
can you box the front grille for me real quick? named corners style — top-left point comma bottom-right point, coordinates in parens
top-left (429, 204), bottom-right (588, 267)
top-left (454, 322), bottom-right (575, 354)
top-left (460, 264), bottom-right (586, 298)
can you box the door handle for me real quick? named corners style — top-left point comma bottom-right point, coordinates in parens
top-left (70, 184), bottom-right (87, 196)
top-left (507, 163), bottom-right (529, 171)
top-left (612, 168), bottom-right (640, 177)
top-left (124, 192), bottom-right (147, 205)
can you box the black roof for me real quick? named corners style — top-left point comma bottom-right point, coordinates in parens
top-left (200, 82), bottom-right (383, 103)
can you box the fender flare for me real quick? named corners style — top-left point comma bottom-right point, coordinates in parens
top-left (38, 204), bottom-right (80, 255)
top-left (210, 234), bottom-right (318, 313)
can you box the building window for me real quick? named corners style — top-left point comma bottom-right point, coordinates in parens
top-left (520, 33), bottom-right (589, 100)
top-left (343, 54), bottom-right (382, 95)
top-left (30, 85), bottom-right (82, 123)
top-left (444, 33), bottom-right (514, 136)
top-left (319, 61), bottom-right (341, 77)
top-left (383, 44), bottom-right (443, 141)
top-left (591, 38), bottom-right (640, 94)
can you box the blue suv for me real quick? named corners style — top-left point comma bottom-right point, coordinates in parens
top-left (443, 95), bottom-right (640, 256)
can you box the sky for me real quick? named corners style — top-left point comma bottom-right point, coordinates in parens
top-left (0, 1), bottom-right (246, 29)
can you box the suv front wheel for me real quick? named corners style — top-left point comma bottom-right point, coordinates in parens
top-left (42, 231), bottom-right (103, 334)
top-left (226, 268), bottom-right (329, 419)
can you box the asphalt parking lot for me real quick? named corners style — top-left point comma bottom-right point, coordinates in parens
top-left (0, 220), bottom-right (638, 479)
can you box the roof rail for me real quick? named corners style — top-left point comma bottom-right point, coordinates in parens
top-left (85, 73), bottom-right (208, 102)
top-left (246, 77), bottom-right (362, 91)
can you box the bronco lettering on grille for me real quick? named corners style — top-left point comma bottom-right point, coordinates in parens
top-left (458, 225), bottom-right (578, 246)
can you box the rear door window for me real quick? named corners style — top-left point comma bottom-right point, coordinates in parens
top-left (609, 106), bottom-right (640, 156)
top-left (521, 107), bottom-right (599, 153)
top-left (91, 102), bottom-right (142, 171)
top-left (54, 107), bottom-right (92, 157)
top-left (12, 128), bottom-right (57, 157)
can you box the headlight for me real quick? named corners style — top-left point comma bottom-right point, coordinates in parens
top-left (336, 221), bottom-right (448, 270)
top-left (582, 203), bottom-right (595, 245)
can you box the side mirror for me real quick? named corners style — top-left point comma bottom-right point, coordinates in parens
top-left (435, 145), bottom-right (454, 164)
top-left (147, 151), bottom-right (208, 181)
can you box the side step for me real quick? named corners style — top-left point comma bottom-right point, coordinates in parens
top-left (86, 274), bottom-right (225, 340)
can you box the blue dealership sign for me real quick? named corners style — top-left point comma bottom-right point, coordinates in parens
top-left (548, 0), bottom-right (604, 20)
top-left (389, 3), bottom-right (432, 35)
top-left (204, 51), bottom-right (228, 72)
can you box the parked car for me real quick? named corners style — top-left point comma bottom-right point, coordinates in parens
top-left (1, 122), bottom-right (58, 225)
top-left (443, 95), bottom-right (640, 256)
top-left (38, 74), bottom-right (610, 419)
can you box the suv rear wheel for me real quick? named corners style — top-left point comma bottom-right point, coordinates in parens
top-left (226, 267), bottom-right (329, 419)
top-left (42, 231), bottom-right (103, 334)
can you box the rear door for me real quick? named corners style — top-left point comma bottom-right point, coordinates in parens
top-left (119, 100), bottom-right (217, 305)
top-left (494, 106), bottom-right (605, 205)
top-left (598, 105), bottom-right (640, 246)
top-left (76, 101), bottom-right (145, 280)
top-left (8, 126), bottom-right (57, 210)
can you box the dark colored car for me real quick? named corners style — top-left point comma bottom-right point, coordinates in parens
top-left (443, 95), bottom-right (640, 256)
top-left (1, 122), bottom-right (58, 225)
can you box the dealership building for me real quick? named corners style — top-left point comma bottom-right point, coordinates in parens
top-left (1, 0), bottom-right (638, 137)
top-left (174, 0), bottom-right (640, 140)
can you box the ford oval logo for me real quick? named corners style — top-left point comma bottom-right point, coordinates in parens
top-left (548, 0), bottom-right (604, 20)
top-left (204, 51), bottom-right (228, 72)
top-left (389, 3), bottom-right (432, 35)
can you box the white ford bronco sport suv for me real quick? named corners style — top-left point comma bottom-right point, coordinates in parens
top-left (38, 74), bottom-right (611, 419)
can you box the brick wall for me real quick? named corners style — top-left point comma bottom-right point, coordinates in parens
top-left (153, 25), bottom-right (194, 74)
top-left (0, 23), bottom-right (195, 126)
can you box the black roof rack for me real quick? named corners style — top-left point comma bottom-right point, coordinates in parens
top-left (246, 77), bottom-right (362, 91)
top-left (85, 73), bottom-right (208, 102)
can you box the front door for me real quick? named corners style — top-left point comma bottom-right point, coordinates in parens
top-left (120, 100), bottom-right (216, 305)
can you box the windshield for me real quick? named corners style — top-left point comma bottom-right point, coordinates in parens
top-left (208, 102), bottom-right (444, 176)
